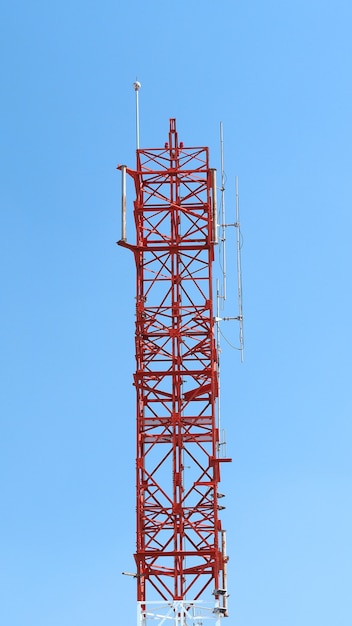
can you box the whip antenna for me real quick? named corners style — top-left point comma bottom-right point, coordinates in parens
top-left (133, 80), bottom-right (141, 150)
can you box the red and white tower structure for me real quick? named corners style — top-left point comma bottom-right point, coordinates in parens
top-left (118, 116), bottom-right (232, 626)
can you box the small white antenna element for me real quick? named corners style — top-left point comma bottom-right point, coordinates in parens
top-left (133, 80), bottom-right (141, 150)
top-left (235, 176), bottom-right (244, 362)
top-left (221, 531), bottom-right (229, 617)
top-left (120, 164), bottom-right (127, 242)
top-left (211, 168), bottom-right (218, 244)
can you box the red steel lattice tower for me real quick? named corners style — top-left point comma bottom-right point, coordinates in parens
top-left (118, 119), bottom-right (230, 626)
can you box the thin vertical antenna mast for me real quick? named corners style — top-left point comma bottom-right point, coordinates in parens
top-left (219, 122), bottom-right (227, 305)
top-left (235, 176), bottom-right (244, 362)
top-left (133, 80), bottom-right (141, 150)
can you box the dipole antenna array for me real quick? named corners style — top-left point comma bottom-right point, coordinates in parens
top-left (219, 122), bottom-right (227, 304)
top-left (215, 122), bottom-right (244, 365)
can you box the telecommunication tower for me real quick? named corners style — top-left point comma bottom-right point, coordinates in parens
top-left (117, 90), bottom-right (242, 626)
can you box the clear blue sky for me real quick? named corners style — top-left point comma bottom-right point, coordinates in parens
top-left (1, 1), bottom-right (352, 625)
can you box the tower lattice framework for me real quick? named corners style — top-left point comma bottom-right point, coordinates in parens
top-left (118, 119), bottom-right (230, 625)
